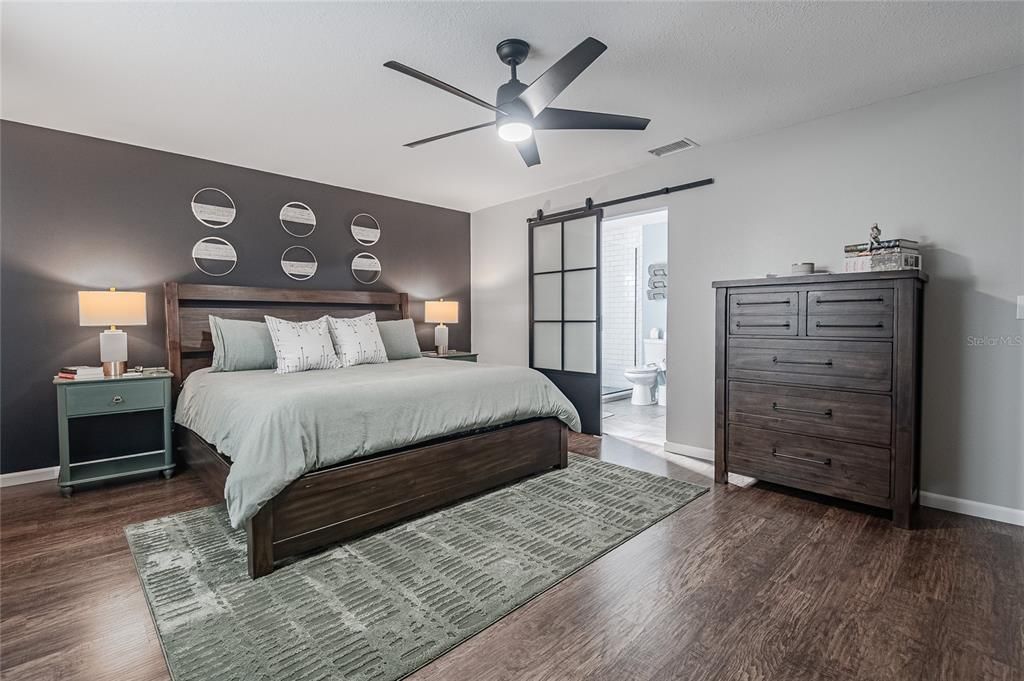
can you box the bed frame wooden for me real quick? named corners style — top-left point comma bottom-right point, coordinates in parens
top-left (164, 283), bottom-right (568, 578)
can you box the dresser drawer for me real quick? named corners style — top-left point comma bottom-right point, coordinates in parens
top-left (807, 288), bottom-right (893, 338)
top-left (727, 338), bottom-right (892, 392)
top-left (729, 315), bottom-right (797, 336)
top-left (730, 291), bottom-right (798, 317)
top-left (727, 424), bottom-right (891, 503)
top-left (807, 314), bottom-right (893, 338)
top-left (728, 381), bottom-right (891, 446)
top-left (65, 380), bottom-right (166, 417)
top-left (808, 288), bottom-right (893, 315)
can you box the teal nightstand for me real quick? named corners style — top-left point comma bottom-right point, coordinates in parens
top-left (422, 350), bottom-right (478, 362)
top-left (54, 372), bottom-right (174, 496)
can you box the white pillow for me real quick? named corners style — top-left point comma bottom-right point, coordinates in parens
top-left (264, 315), bottom-right (341, 374)
top-left (327, 313), bottom-right (389, 368)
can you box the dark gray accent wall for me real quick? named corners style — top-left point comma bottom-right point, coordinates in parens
top-left (0, 121), bottom-right (471, 474)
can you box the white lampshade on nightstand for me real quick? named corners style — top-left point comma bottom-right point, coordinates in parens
top-left (78, 289), bottom-right (147, 376)
top-left (424, 299), bottom-right (458, 355)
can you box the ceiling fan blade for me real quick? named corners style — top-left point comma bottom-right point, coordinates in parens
top-left (515, 137), bottom-right (541, 167)
top-left (404, 121), bottom-right (495, 148)
top-left (384, 61), bottom-right (506, 115)
top-left (534, 107), bottom-right (650, 131)
top-left (517, 37), bottom-right (607, 117)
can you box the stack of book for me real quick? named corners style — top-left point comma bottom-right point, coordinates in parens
top-left (843, 239), bottom-right (921, 273)
top-left (57, 366), bottom-right (105, 380)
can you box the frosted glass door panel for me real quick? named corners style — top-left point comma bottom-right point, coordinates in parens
top-left (563, 269), bottom-right (596, 321)
top-left (532, 273), bottom-right (562, 321)
top-left (533, 323), bottom-right (562, 370)
top-left (564, 323), bottom-right (597, 373)
top-left (532, 222), bottom-right (562, 273)
top-left (563, 215), bottom-right (597, 270)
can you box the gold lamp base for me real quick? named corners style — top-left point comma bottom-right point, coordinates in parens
top-left (103, 360), bottom-right (127, 377)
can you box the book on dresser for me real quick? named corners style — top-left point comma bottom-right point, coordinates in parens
top-left (711, 270), bottom-right (927, 528)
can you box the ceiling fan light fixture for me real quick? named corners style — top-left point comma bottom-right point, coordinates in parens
top-left (388, 36), bottom-right (649, 166)
top-left (497, 120), bottom-right (533, 142)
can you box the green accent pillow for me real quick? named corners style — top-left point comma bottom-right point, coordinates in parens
top-left (209, 316), bottom-right (277, 371)
top-left (377, 319), bottom-right (422, 360)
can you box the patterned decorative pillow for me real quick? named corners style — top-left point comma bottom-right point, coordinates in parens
top-left (327, 313), bottom-right (389, 368)
top-left (264, 315), bottom-right (341, 374)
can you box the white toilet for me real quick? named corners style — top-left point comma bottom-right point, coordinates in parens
top-left (623, 338), bottom-right (667, 405)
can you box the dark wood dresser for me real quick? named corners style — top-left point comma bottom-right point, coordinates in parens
top-left (712, 271), bottom-right (926, 527)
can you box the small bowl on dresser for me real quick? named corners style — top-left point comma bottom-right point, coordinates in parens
top-left (791, 262), bottom-right (815, 275)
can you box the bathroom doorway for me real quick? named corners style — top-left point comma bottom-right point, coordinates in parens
top-left (600, 208), bottom-right (667, 445)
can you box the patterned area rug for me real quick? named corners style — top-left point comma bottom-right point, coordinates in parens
top-left (126, 454), bottom-right (707, 681)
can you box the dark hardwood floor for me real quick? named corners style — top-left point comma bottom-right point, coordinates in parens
top-left (2, 433), bottom-right (1021, 680)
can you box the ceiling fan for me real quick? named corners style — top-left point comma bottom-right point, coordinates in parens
top-left (384, 37), bottom-right (651, 167)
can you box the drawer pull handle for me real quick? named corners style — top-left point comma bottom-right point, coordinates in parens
top-left (111, 395), bottom-right (124, 404)
top-left (815, 296), bottom-right (885, 305)
top-left (772, 356), bottom-right (833, 367)
top-left (771, 447), bottom-right (831, 466)
top-left (815, 321), bottom-right (884, 329)
top-left (735, 299), bottom-right (791, 306)
top-left (736, 321), bottom-right (790, 328)
top-left (772, 402), bottom-right (833, 418)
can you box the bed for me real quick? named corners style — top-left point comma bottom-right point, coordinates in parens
top-left (165, 283), bottom-right (578, 578)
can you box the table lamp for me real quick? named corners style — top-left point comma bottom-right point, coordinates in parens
top-left (78, 288), bottom-right (147, 376)
top-left (424, 299), bottom-right (458, 355)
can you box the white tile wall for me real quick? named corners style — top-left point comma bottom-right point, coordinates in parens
top-left (601, 220), bottom-right (643, 390)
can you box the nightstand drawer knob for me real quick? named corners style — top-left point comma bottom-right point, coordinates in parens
top-left (111, 394), bottom-right (124, 404)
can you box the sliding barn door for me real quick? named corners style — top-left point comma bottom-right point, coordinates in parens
top-left (529, 210), bottom-right (602, 435)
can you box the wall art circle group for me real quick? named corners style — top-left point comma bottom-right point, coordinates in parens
top-left (189, 188), bottom-right (388, 284)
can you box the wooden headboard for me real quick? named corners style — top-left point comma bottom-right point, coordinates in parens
top-left (164, 283), bottom-right (410, 392)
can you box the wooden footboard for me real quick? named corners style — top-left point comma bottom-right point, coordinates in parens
top-left (178, 418), bottom-right (569, 578)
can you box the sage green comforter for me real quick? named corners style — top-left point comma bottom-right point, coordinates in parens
top-left (175, 358), bottom-right (581, 527)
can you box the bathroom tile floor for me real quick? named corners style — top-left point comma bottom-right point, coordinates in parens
top-left (601, 398), bottom-right (666, 447)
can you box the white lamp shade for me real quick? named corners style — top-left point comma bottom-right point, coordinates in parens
top-left (78, 290), bottom-right (147, 326)
top-left (424, 300), bottom-right (458, 324)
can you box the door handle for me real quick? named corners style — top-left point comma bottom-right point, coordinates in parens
top-left (735, 299), bottom-right (791, 306)
top-left (111, 395), bottom-right (124, 405)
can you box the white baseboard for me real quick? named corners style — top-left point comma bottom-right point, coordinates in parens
top-left (662, 442), bottom-right (1023, 527)
top-left (1, 466), bottom-right (59, 488)
top-left (919, 491), bottom-right (1024, 527)
top-left (664, 441), bottom-right (714, 462)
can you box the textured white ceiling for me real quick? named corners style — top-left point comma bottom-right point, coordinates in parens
top-left (3, 2), bottom-right (1022, 212)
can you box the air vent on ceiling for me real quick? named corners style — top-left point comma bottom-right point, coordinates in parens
top-left (648, 138), bottom-right (699, 157)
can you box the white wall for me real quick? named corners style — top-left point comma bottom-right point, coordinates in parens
top-left (471, 67), bottom-right (1024, 512)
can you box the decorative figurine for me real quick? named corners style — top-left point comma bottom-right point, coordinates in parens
top-left (869, 223), bottom-right (882, 249)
